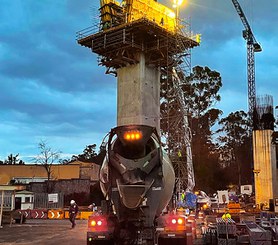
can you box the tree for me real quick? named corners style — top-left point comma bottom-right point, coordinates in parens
top-left (61, 143), bottom-right (106, 166)
top-left (34, 140), bottom-right (61, 193)
top-left (2, 154), bottom-right (25, 165)
top-left (73, 144), bottom-right (98, 162)
top-left (185, 66), bottom-right (223, 192)
top-left (184, 66), bottom-right (222, 119)
top-left (216, 111), bottom-right (253, 189)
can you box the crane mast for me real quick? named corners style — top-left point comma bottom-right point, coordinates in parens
top-left (231, 0), bottom-right (262, 122)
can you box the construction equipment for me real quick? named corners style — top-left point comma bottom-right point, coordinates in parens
top-left (231, 0), bottom-right (262, 121)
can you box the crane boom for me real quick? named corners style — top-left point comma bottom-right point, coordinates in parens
top-left (231, 0), bottom-right (262, 121)
top-left (231, 0), bottom-right (258, 45)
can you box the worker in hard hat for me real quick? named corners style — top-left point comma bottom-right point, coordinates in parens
top-left (181, 190), bottom-right (185, 203)
top-left (222, 209), bottom-right (231, 220)
top-left (69, 200), bottom-right (79, 228)
top-left (88, 203), bottom-right (98, 212)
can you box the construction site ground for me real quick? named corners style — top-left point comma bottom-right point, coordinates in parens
top-left (0, 219), bottom-right (87, 245)
top-left (0, 211), bottom-right (276, 245)
top-left (0, 218), bottom-right (204, 245)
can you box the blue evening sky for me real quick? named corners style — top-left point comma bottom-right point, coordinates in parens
top-left (0, 0), bottom-right (277, 162)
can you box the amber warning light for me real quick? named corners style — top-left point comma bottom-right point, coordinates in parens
top-left (123, 130), bottom-right (143, 141)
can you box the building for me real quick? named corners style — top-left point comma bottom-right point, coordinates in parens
top-left (15, 190), bottom-right (34, 210)
top-left (0, 161), bottom-right (100, 185)
top-left (0, 161), bottom-right (102, 209)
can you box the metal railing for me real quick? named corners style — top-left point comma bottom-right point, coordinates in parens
top-left (76, 23), bottom-right (100, 41)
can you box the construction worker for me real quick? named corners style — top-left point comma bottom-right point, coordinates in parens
top-left (222, 209), bottom-right (231, 220)
top-left (181, 190), bottom-right (185, 202)
top-left (88, 203), bottom-right (98, 212)
top-left (69, 200), bottom-right (79, 228)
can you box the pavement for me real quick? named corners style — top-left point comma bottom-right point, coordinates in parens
top-left (0, 219), bottom-right (87, 245)
top-left (0, 218), bottom-right (207, 245)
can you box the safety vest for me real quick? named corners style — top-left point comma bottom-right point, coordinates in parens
top-left (181, 193), bottom-right (185, 201)
top-left (222, 213), bottom-right (231, 220)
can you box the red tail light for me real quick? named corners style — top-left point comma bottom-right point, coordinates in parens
top-left (166, 215), bottom-right (186, 231)
top-left (88, 216), bottom-right (107, 231)
top-left (171, 218), bottom-right (177, 224)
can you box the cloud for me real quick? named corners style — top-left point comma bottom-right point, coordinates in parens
top-left (0, 1), bottom-right (117, 161)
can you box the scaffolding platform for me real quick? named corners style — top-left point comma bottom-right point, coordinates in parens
top-left (77, 18), bottom-right (199, 69)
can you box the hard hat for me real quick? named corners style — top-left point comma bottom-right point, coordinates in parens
top-left (70, 200), bottom-right (75, 205)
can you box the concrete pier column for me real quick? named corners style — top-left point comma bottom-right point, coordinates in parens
top-left (253, 130), bottom-right (278, 209)
top-left (117, 53), bottom-right (160, 132)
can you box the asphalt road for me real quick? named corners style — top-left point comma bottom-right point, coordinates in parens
top-left (0, 219), bottom-right (205, 245)
top-left (0, 219), bottom-right (87, 245)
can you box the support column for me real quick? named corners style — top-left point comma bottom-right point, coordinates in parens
top-left (253, 130), bottom-right (277, 209)
top-left (117, 53), bottom-right (160, 132)
top-left (11, 191), bottom-right (15, 210)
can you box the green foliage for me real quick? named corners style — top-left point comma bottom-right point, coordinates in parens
top-left (73, 144), bottom-right (98, 162)
top-left (185, 66), bottom-right (222, 118)
top-left (186, 66), bottom-right (223, 192)
top-left (160, 65), bottom-right (224, 193)
top-left (0, 154), bottom-right (25, 165)
top-left (216, 111), bottom-right (253, 186)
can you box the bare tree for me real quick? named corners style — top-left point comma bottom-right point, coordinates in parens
top-left (34, 140), bottom-right (61, 193)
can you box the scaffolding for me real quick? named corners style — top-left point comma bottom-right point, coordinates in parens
top-left (160, 20), bottom-right (196, 193)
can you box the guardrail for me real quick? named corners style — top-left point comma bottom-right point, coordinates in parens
top-left (76, 24), bottom-right (100, 41)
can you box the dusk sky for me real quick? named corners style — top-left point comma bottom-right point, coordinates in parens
top-left (0, 0), bottom-right (277, 163)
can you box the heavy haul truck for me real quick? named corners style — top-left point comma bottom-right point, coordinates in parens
top-left (86, 124), bottom-right (189, 245)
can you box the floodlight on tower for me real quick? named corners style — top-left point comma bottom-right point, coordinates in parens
top-left (172, 0), bottom-right (185, 29)
top-left (173, 0), bottom-right (184, 9)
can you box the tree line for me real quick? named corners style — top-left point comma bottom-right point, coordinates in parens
top-left (160, 65), bottom-right (264, 194)
top-left (0, 154), bottom-right (25, 165)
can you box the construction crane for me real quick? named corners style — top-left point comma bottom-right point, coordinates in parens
top-left (231, 0), bottom-right (262, 122)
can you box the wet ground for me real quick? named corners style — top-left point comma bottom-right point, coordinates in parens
top-left (0, 218), bottom-right (206, 245)
top-left (0, 219), bottom-right (87, 245)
